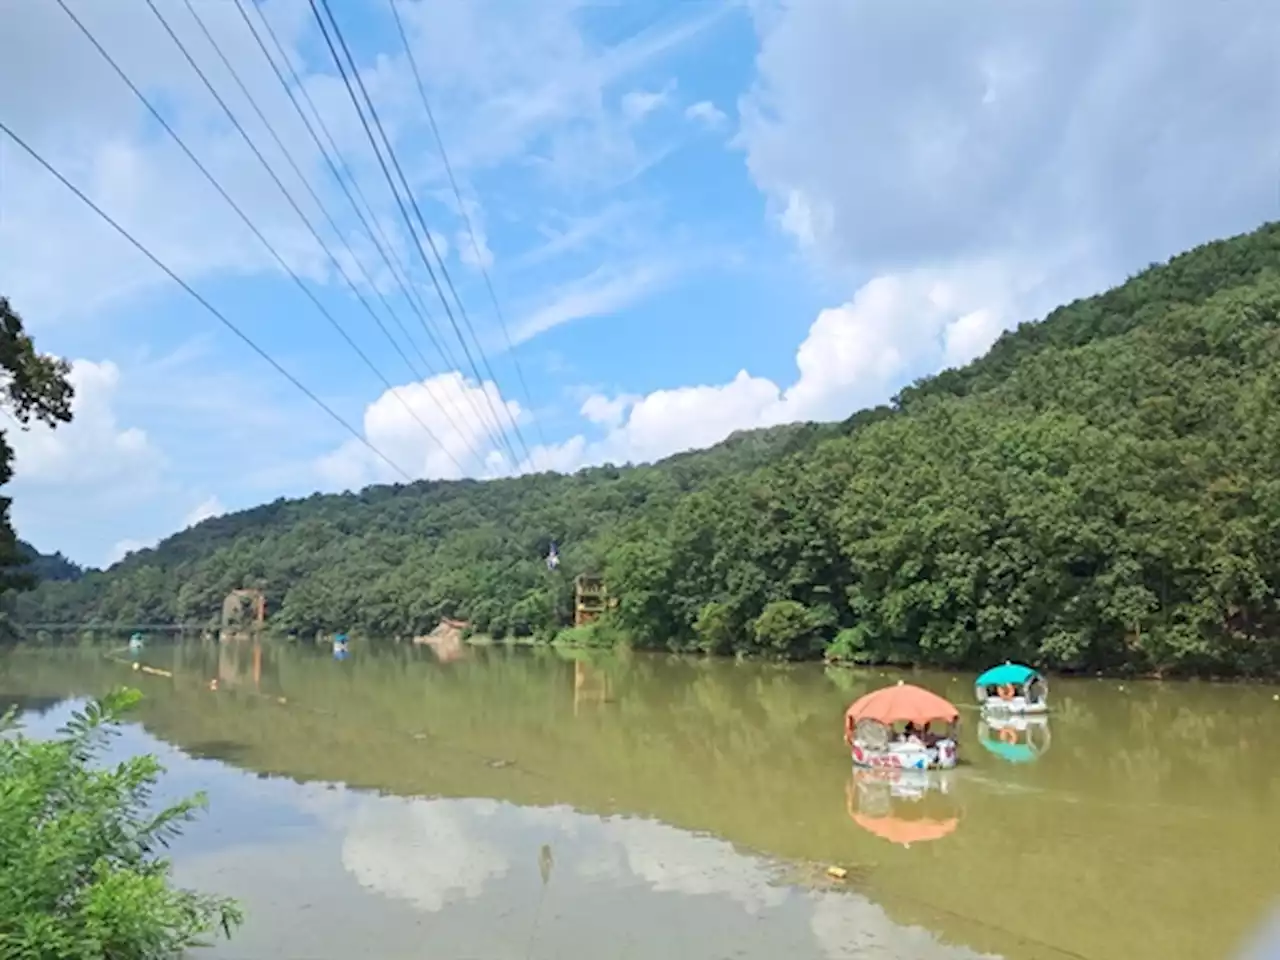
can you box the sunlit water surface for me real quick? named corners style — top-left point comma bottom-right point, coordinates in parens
top-left (3, 641), bottom-right (1279, 960)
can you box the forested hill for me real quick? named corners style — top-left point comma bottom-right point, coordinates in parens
top-left (18, 222), bottom-right (1280, 676)
top-left (16, 541), bottom-right (84, 584)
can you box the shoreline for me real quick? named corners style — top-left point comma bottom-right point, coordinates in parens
top-left (460, 635), bottom-right (1280, 686)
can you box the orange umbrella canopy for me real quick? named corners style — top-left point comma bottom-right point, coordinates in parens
top-left (845, 682), bottom-right (959, 728)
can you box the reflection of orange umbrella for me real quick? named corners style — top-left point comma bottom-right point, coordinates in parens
top-left (845, 682), bottom-right (959, 730)
top-left (851, 813), bottom-right (959, 845)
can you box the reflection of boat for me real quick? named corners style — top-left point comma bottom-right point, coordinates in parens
top-left (978, 714), bottom-right (1051, 764)
top-left (843, 681), bottom-right (959, 770)
top-left (975, 662), bottom-right (1048, 715)
top-left (845, 767), bottom-right (959, 846)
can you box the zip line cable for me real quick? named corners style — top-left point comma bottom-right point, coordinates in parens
top-left (387, 0), bottom-right (549, 451)
top-left (0, 121), bottom-right (412, 484)
top-left (48, 0), bottom-right (461, 476)
top-left (176, 0), bottom-right (496, 471)
top-left (239, 0), bottom-right (465, 386)
top-left (311, 0), bottom-right (525, 467)
top-left (230, 0), bottom-right (501, 450)
top-left (135, 0), bottom-right (475, 474)
top-left (310, 0), bottom-right (531, 468)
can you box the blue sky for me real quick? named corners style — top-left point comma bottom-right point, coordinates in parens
top-left (1, 0), bottom-right (1277, 567)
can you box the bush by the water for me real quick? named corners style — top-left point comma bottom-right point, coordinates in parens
top-left (0, 687), bottom-right (242, 959)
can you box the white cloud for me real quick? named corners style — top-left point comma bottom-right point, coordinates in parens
top-left (183, 495), bottom-right (226, 528)
top-left (580, 393), bottom-right (639, 429)
top-left (509, 261), bottom-right (675, 345)
top-left (321, 258), bottom-right (1049, 480)
top-left (621, 82), bottom-right (676, 122)
top-left (317, 370), bottom-right (523, 488)
top-left (738, 0), bottom-right (1280, 281)
top-left (7, 359), bottom-right (158, 485)
top-left (684, 100), bottom-right (728, 130)
top-left (457, 226), bottom-right (494, 272)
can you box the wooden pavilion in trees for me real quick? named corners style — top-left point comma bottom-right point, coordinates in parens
top-left (573, 573), bottom-right (609, 627)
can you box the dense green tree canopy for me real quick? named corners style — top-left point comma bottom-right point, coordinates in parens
top-left (17, 224), bottom-right (1280, 675)
top-left (0, 297), bottom-right (74, 599)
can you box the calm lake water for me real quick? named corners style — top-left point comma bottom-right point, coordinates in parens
top-left (3, 641), bottom-right (1279, 960)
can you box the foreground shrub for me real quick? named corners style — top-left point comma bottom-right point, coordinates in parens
top-left (0, 687), bottom-right (242, 959)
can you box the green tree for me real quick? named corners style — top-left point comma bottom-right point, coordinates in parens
top-left (751, 600), bottom-right (827, 659)
top-left (1, 297), bottom-right (74, 600)
top-left (0, 688), bottom-right (242, 958)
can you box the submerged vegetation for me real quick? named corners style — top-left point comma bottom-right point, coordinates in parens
top-left (0, 687), bottom-right (242, 959)
top-left (15, 223), bottom-right (1280, 675)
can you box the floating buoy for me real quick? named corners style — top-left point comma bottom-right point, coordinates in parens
top-left (826, 866), bottom-right (848, 880)
top-left (132, 662), bottom-right (140, 672)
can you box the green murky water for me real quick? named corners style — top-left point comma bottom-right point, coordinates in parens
top-left (3, 640), bottom-right (1278, 960)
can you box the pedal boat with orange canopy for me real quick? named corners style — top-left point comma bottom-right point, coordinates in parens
top-left (975, 662), bottom-right (1048, 715)
top-left (843, 681), bottom-right (960, 771)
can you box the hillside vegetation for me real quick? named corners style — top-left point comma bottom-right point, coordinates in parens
top-left (17, 223), bottom-right (1280, 675)
top-left (17, 541), bottom-right (84, 584)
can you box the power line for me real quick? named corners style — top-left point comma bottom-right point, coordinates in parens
top-left (50, 0), bottom-right (462, 476)
top-left (177, 0), bottom-right (497, 471)
top-left (387, 0), bottom-right (549, 453)
top-left (0, 121), bottom-right (412, 483)
top-left (310, 0), bottom-right (532, 468)
top-left (136, 0), bottom-right (473, 474)
top-left (231, 0), bottom-right (503, 452)
top-left (311, 0), bottom-right (525, 467)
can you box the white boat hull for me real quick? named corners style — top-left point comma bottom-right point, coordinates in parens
top-left (979, 696), bottom-right (1048, 715)
top-left (851, 738), bottom-right (958, 771)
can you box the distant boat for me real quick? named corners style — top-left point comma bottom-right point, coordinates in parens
top-left (128, 632), bottom-right (145, 651)
top-left (975, 662), bottom-right (1048, 715)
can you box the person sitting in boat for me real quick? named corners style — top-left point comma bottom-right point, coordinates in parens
top-left (902, 722), bottom-right (924, 745)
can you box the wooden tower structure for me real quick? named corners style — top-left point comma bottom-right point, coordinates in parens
top-left (221, 588), bottom-right (266, 635)
top-left (573, 573), bottom-right (609, 627)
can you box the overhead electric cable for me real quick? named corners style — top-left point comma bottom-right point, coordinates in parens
top-left (231, 0), bottom-right (500, 454)
top-left (0, 121), bottom-right (412, 483)
top-left (179, 0), bottom-right (497, 469)
top-left (136, 0), bottom-right (475, 473)
top-left (310, 0), bottom-right (532, 467)
top-left (236, 0), bottom-right (468, 379)
top-left (387, 0), bottom-right (549, 451)
top-left (50, 0), bottom-right (463, 475)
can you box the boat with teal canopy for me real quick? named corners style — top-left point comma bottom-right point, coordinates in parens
top-left (974, 661), bottom-right (1048, 714)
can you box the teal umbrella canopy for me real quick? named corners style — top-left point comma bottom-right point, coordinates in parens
top-left (975, 662), bottom-right (1038, 688)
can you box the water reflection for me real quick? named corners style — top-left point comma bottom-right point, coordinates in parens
top-left (3, 644), bottom-right (1279, 960)
top-left (976, 716), bottom-right (1052, 765)
top-left (846, 769), bottom-right (961, 847)
top-left (289, 783), bottom-right (991, 960)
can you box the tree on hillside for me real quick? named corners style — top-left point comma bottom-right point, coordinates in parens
top-left (0, 296), bottom-right (74, 595)
top-left (13, 222), bottom-right (1280, 675)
